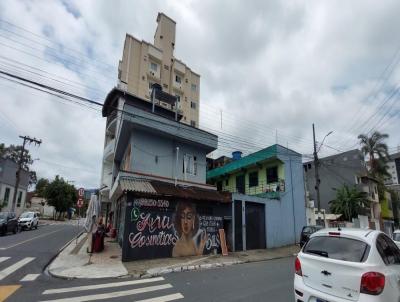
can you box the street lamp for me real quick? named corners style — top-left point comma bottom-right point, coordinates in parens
top-left (313, 124), bottom-right (334, 227)
top-left (317, 131), bottom-right (333, 153)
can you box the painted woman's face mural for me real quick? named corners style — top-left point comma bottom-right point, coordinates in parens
top-left (123, 198), bottom-right (223, 261)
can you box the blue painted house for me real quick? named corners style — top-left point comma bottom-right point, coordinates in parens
top-left (207, 144), bottom-right (306, 250)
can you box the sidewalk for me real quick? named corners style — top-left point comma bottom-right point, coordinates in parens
top-left (48, 233), bottom-right (128, 279)
top-left (48, 235), bottom-right (299, 279)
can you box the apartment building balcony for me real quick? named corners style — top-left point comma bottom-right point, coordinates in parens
top-left (103, 138), bottom-right (115, 162)
top-left (106, 111), bottom-right (118, 135)
top-left (219, 179), bottom-right (285, 200)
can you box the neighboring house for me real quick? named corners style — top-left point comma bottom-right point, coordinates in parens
top-left (384, 151), bottom-right (400, 185)
top-left (26, 194), bottom-right (55, 218)
top-left (303, 149), bottom-right (381, 229)
top-left (384, 152), bottom-right (400, 226)
top-left (100, 88), bottom-right (230, 261)
top-left (207, 145), bottom-right (306, 250)
top-left (117, 13), bottom-right (200, 128)
top-left (0, 158), bottom-right (29, 216)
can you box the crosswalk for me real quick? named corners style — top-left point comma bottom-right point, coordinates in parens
top-left (38, 277), bottom-right (184, 302)
top-left (0, 256), bottom-right (38, 282)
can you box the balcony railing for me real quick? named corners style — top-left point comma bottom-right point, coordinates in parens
top-left (219, 179), bottom-right (285, 200)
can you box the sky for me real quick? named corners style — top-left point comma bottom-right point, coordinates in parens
top-left (0, 0), bottom-right (400, 189)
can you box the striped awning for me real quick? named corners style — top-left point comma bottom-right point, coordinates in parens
top-left (119, 178), bottom-right (157, 194)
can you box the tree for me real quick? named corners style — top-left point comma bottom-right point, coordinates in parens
top-left (329, 184), bottom-right (369, 221)
top-left (0, 143), bottom-right (37, 186)
top-left (35, 178), bottom-right (49, 197)
top-left (45, 176), bottom-right (77, 220)
top-left (358, 131), bottom-right (390, 178)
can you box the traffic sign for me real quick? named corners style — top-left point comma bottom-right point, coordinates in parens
top-left (77, 198), bottom-right (84, 208)
top-left (78, 188), bottom-right (84, 197)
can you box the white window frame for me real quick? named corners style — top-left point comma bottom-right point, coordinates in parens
top-left (150, 62), bottom-right (158, 72)
top-left (184, 154), bottom-right (197, 176)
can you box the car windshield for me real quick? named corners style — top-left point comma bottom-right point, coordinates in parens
top-left (304, 236), bottom-right (370, 262)
top-left (0, 213), bottom-right (7, 219)
top-left (394, 233), bottom-right (400, 242)
top-left (20, 212), bottom-right (34, 218)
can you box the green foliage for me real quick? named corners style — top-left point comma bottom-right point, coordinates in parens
top-left (358, 131), bottom-right (390, 179)
top-left (45, 175), bottom-right (76, 219)
top-left (0, 143), bottom-right (36, 186)
top-left (329, 184), bottom-right (369, 221)
top-left (35, 178), bottom-right (49, 197)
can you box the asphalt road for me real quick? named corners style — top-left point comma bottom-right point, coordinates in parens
top-left (1, 224), bottom-right (295, 302)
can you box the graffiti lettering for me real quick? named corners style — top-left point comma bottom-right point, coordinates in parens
top-left (136, 213), bottom-right (174, 233)
top-left (129, 231), bottom-right (178, 248)
top-left (134, 198), bottom-right (169, 208)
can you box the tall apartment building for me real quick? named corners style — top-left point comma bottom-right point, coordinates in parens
top-left (117, 13), bottom-right (200, 127)
top-left (384, 151), bottom-right (400, 185)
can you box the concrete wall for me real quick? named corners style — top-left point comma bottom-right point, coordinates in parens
top-left (118, 13), bottom-right (200, 127)
top-left (304, 149), bottom-right (366, 213)
top-left (231, 146), bottom-right (306, 249)
top-left (0, 183), bottom-right (26, 216)
top-left (127, 128), bottom-right (208, 183)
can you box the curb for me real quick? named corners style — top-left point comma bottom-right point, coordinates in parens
top-left (45, 230), bottom-right (85, 279)
top-left (140, 253), bottom-right (297, 278)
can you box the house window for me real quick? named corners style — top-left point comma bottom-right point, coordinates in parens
top-left (249, 171), bottom-right (258, 187)
top-left (190, 120), bottom-right (196, 127)
top-left (121, 145), bottom-right (131, 171)
top-left (175, 95), bottom-right (181, 103)
top-left (175, 75), bottom-right (182, 84)
top-left (17, 191), bottom-right (22, 207)
top-left (225, 179), bottom-right (229, 186)
top-left (150, 62), bottom-right (158, 72)
top-left (266, 166), bottom-right (278, 183)
top-left (183, 154), bottom-right (197, 175)
top-left (191, 101), bottom-right (196, 109)
top-left (3, 187), bottom-right (10, 206)
top-left (191, 84), bottom-right (197, 91)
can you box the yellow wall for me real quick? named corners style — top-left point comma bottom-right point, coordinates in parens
top-left (220, 160), bottom-right (284, 195)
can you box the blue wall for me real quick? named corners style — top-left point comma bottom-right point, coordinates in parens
top-left (125, 128), bottom-right (209, 184)
top-left (232, 145), bottom-right (306, 249)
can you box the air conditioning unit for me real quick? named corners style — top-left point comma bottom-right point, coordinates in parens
top-left (307, 200), bottom-right (315, 208)
top-left (150, 71), bottom-right (155, 76)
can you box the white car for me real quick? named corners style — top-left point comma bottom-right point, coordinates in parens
top-left (393, 230), bottom-right (400, 249)
top-left (18, 212), bottom-right (39, 230)
top-left (294, 228), bottom-right (400, 302)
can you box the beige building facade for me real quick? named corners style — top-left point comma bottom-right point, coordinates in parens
top-left (117, 13), bottom-right (200, 127)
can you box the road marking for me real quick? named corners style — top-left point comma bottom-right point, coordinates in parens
top-left (0, 257), bottom-right (10, 264)
top-left (0, 285), bottom-right (21, 302)
top-left (20, 273), bottom-right (40, 281)
top-left (0, 228), bottom-right (65, 250)
top-left (136, 293), bottom-right (184, 302)
top-left (42, 277), bottom-right (165, 294)
top-left (39, 284), bottom-right (172, 302)
top-left (0, 257), bottom-right (35, 281)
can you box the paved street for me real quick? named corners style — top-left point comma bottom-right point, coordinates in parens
top-left (1, 222), bottom-right (294, 302)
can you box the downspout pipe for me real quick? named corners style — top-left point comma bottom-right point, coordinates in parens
top-left (175, 147), bottom-right (179, 186)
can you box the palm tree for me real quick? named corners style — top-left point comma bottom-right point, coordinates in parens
top-left (329, 185), bottom-right (369, 221)
top-left (358, 131), bottom-right (390, 178)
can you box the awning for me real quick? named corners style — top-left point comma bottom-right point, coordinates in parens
top-left (120, 177), bottom-right (157, 194)
top-left (115, 176), bottom-right (231, 203)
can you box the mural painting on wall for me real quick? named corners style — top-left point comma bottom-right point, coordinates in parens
top-left (124, 198), bottom-right (222, 260)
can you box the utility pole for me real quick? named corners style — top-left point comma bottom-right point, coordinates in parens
top-left (11, 135), bottom-right (42, 212)
top-left (312, 124), bottom-right (322, 225)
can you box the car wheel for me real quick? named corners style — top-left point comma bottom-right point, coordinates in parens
top-left (13, 225), bottom-right (18, 234)
top-left (35, 223), bottom-right (38, 230)
top-left (1, 226), bottom-right (6, 236)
